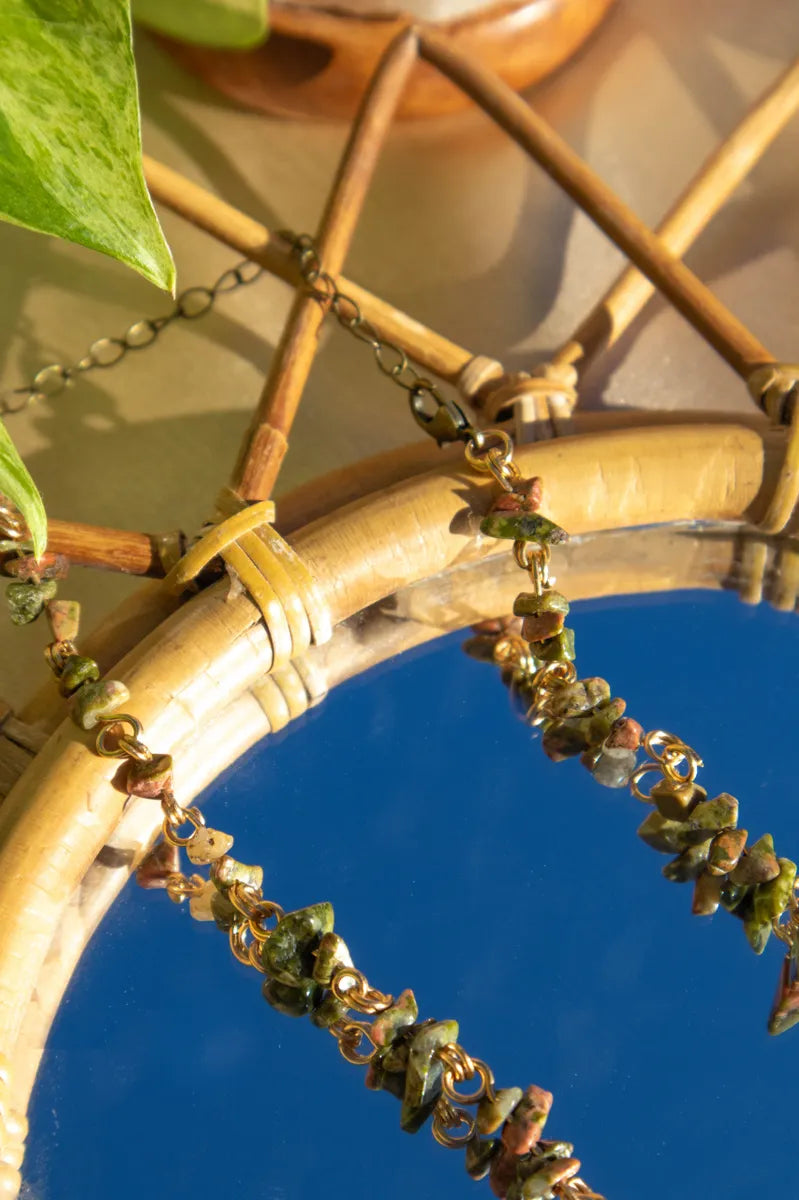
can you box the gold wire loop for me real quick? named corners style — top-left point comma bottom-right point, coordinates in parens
top-left (629, 760), bottom-right (663, 802)
top-left (330, 967), bottom-right (393, 1013)
top-left (432, 1099), bottom-right (476, 1148)
top-left (464, 429), bottom-right (521, 490)
top-left (438, 1044), bottom-right (496, 1106)
top-left (161, 797), bottom-right (207, 847)
top-left (95, 714), bottom-right (145, 758)
top-left (330, 1020), bottom-right (379, 1065)
top-left (165, 873), bottom-right (205, 903)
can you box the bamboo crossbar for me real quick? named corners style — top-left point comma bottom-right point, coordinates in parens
top-left (417, 31), bottom-right (774, 382)
top-left (554, 53), bottom-right (799, 376)
top-left (233, 27), bottom-right (420, 501)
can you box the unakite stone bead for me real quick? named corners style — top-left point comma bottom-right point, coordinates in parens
top-left (210, 855), bottom-right (263, 892)
top-left (501, 1084), bottom-right (552, 1155)
top-left (6, 579), bottom-right (57, 625)
top-left (753, 858), bottom-right (797, 925)
top-left (463, 634), bottom-right (502, 663)
top-left (547, 682), bottom-right (593, 720)
top-left (542, 721), bottom-right (589, 762)
top-left (650, 780), bottom-right (706, 821)
top-left (662, 843), bottom-right (709, 883)
top-left (508, 1157), bottom-right (581, 1198)
top-left (583, 677), bottom-right (611, 708)
top-left (489, 1147), bottom-right (518, 1199)
top-left (588, 746), bottom-right (637, 789)
top-left (262, 978), bottom-right (322, 1018)
top-left (744, 914), bottom-right (772, 956)
top-left (400, 1019), bottom-right (457, 1133)
top-left (514, 591), bottom-right (569, 643)
top-left (310, 992), bottom-right (348, 1029)
top-left (707, 828), bottom-right (748, 877)
top-left (312, 931), bottom-right (353, 985)
top-left (371, 989), bottom-right (418, 1047)
top-left (136, 839), bottom-right (180, 890)
top-left (480, 512), bottom-right (568, 544)
top-left (477, 1086), bottom-right (523, 1135)
top-left (126, 753), bottom-right (174, 798)
top-left (536, 1140), bottom-right (574, 1159)
top-left (46, 598), bottom-right (80, 643)
top-left (768, 946), bottom-right (799, 1036)
top-left (188, 880), bottom-right (217, 921)
top-left (690, 793), bottom-right (739, 836)
top-left (730, 833), bottom-right (781, 886)
top-left (210, 889), bottom-right (238, 931)
top-left (262, 902), bottom-right (335, 986)
top-left (532, 628), bottom-right (575, 664)
top-left (720, 880), bottom-right (752, 914)
top-left (604, 716), bottom-right (644, 751)
top-left (465, 1137), bottom-right (501, 1181)
top-left (70, 679), bottom-right (130, 730)
top-left (586, 698), bottom-right (626, 745)
top-left (692, 872), bottom-right (722, 915)
top-left (58, 654), bottom-right (99, 697)
top-left (185, 826), bottom-right (234, 865)
top-left (638, 812), bottom-right (696, 854)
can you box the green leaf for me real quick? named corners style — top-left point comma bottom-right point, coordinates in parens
top-left (133, 0), bottom-right (268, 48)
top-left (0, 421), bottom-right (47, 560)
top-left (0, 1), bottom-right (174, 291)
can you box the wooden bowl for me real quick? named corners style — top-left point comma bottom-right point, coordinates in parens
top-left (155, 0), bottom-right (617, 120)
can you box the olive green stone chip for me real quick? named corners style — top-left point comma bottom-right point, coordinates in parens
top-left (730, 833), bottom-right (781, 886)
top-left (707, 828), bottom-right (748, 877)
top-left (210, 855), bottom-right (263, 892)
top-left (262, 902), bottom-right (335, 987)
top-left (262, 978), bottom-right (322, 1018)
top-left (476, 1086), bottom-right (523, 1135)
top-left (6, 579), bottom-right (58, 625)
top-left (753, 858), bottom-right (797, 926)
top-left (400, 1019), bottom-right (457, 1133)
top-left (650, 780), bottom-right (706, 822)
top-left (662, 843), bottom-right (709, 883)
top-left (70, 679), bottom-right (130, 730)
top-left (692, 873), bottom-right (722, 916)
top-left (480, 512), bottom-right (568, 544)
top-left (371, 989), bottom-right (419, 1047)
top-left (465, 1137), bottom-right (501, 1180)
top-left (58, 654), bottom-right (100, 697)
top-left (310, 992), bottom-right (349, 1029)
top-left (533, 627), bottom-right (575, 664)
top-left (312, 931), bottom-right (353, 985)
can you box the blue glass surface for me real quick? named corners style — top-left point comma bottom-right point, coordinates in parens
top-left (26, 589), bottom-right (798, 1200)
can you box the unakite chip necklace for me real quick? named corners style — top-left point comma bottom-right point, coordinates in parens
top-left (4, 237), bottom-right (799, 1200)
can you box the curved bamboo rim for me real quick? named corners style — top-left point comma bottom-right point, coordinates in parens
top-left (0, 418), bottom-right (788, 1159)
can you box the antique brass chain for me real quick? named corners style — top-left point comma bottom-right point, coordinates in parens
top-left (0, 259), bottom-right (263, 416)
top-left (282, 232), bottom-right (480, 446)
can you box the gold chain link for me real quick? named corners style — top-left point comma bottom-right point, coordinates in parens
top-left (0, 259), bottom-right (263, 416)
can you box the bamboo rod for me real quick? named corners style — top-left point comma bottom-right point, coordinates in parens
top-left (232, 26), bottom-right (420, 501)
top-left (552, 54), bottom-right (799, 375)
top-left (417, 30), bottom-right (774, 383)
top-left (143, 156), bottom-right (472, 386)
top-left (39, 521), bottom-right (172, 576)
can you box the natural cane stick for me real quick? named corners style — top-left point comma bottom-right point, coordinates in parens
top-left (418, 30), bottom-right (774, 381)
top-left (232, 26), bottom-right (420, 501)
top-left (552, 54), bottom-right (799, 377)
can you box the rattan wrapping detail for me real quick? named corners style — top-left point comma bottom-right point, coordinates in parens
top-left (163, 502), bottom-right (333, 667)
top-left (251, 656), bottom-right (329, 733)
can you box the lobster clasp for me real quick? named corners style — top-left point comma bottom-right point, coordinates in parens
top-left (769, 938), bottom-right (799, 1035)
top-left (409, 381), bottom-right (473, 446)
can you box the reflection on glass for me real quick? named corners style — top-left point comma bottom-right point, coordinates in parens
top-left (27, 585), bottom-right (798, 1200)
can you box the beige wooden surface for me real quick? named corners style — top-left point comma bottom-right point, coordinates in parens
top-left (1, 0), bottom-right (798, 709)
